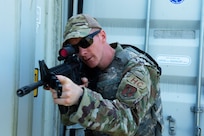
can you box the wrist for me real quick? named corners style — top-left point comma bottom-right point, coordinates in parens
top-left (77, 87), bottom-right (84, 105)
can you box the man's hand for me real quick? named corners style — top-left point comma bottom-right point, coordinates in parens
top-left (50, 75), bottom-right (87, 106)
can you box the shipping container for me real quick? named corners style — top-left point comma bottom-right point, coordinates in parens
top-left (0, 0), bottom-right (203, 136)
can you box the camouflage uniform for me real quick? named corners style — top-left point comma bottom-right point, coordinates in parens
top-left (61, 42), bottom-right (164, 136)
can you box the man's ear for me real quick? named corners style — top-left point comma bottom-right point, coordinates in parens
top-left (99, 30), bottom-right (106, 43)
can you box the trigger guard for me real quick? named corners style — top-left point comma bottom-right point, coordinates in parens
top-left (56, 80), bottom-right (62, 98)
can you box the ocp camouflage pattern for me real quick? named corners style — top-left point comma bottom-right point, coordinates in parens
top-left (61, 43), bottom-right (164, 136)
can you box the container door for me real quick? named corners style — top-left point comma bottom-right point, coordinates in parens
top-left (65, 0), bottom-right (204, 135)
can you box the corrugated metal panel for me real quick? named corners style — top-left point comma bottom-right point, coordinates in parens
top-left (17, 0), bottom-right (36, 136)
top-left (0, 0), bottom-right (68, 136)
top-left (0, 0), bottom-right (20, 136)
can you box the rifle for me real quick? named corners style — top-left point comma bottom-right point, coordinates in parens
top-left (16, 44), bottom-right (82, 114)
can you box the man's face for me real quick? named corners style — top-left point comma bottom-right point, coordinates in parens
top-left (68, 30), bottom-right (104, 68)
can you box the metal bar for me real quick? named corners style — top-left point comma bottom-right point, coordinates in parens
top-left (72, 0), bottom-right (78, 16)
top-left (144, 0), bottom-right (152, 52)
top-left (77, 0), bottom-right (83, 14)
top-left (68, 0), bottom-right (74, 19)
top-left (195, 0), bottom-right (204, 135)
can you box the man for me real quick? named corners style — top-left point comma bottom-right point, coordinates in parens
top-left (50, 14), bottom-right (164, 136)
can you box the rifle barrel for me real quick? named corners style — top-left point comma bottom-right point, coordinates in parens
top-left (17, 80), bottom-right (44, 97)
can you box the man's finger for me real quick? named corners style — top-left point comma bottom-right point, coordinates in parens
top-left (81, 77), bottom-right (89, 87)
top-left (54, 98), bottom-right (70, 106)
top-left (56, 75), bottom-right (72, 85)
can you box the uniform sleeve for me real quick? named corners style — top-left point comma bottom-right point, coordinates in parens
top-left (116, 62), bottom-right (154, 125)
top-left (67, 87), bottom-right (137, 136)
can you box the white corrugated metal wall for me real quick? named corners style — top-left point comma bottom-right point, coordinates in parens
top-left (64, 0), bottom-right (203, 135)
top-left (0, 0), bottom-right (68, 136)
top-left (81, 0), bottom-right (204, 136)
top-left (0, 0), bottom-right (20, 135)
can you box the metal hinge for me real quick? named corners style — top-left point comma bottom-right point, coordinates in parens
top-left (190, 106), bottom-right (204, 113)
top-left (167, 116), bottom-right (176, 136)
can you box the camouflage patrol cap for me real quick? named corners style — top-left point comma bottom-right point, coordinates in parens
top-left (63, 14), bottom-right (102, 43)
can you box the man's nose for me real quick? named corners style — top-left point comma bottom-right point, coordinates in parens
top-left (78, 47), bottom-right (87, 56)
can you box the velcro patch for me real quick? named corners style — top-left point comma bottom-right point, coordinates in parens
top-left (121, 84), bottom-right (137, 97)
top-left (127, 74), bottom-right (146, 89)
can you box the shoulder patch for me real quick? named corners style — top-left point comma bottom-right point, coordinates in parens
top-left (117, 72), bottom-right (148, 104)
top-left (121, 84), bottom-right (137, 97)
